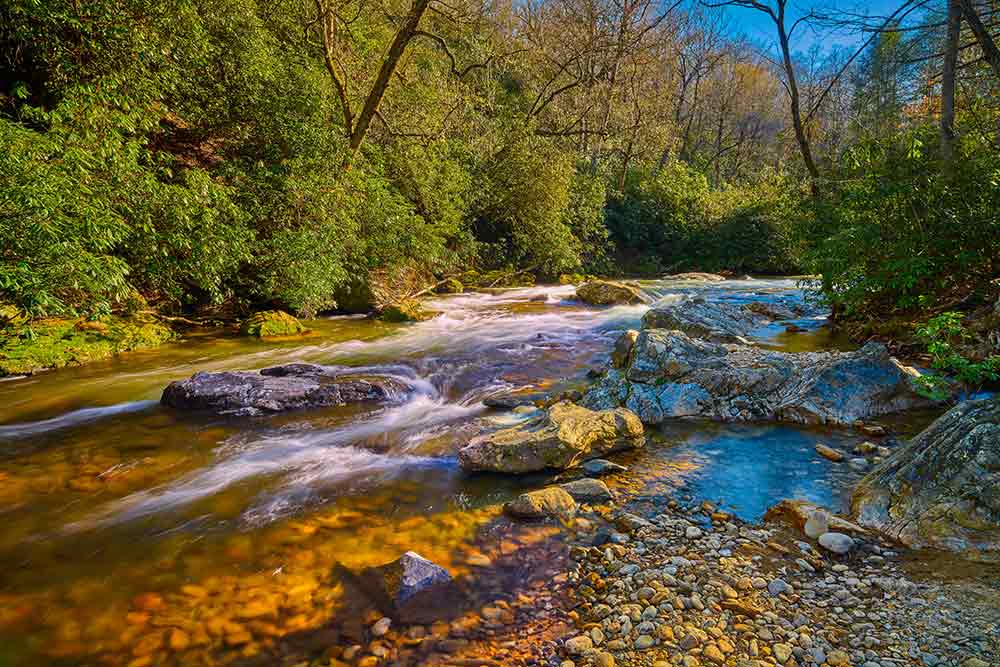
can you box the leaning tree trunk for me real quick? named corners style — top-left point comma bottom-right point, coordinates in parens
top-left (960, 0), bottom-right (1000, 80)
top-left (776, 10), bottom-right (821, 196)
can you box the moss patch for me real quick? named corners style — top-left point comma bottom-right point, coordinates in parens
top-left (239, 310), bottom-right (307, 338)
top-left (0, 315), bottom-right (175, 376)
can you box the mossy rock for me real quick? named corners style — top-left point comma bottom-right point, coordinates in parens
top-left (436, 278), bottom-right (464, 294)
top-left (240, 311), bottom-right (307, 338)
top-left (333, 279), bottom-right (376, 314)
top-left (379, 300), bottom-right (438, 323)
top-left (558, 273), bottom-right (586, 285)
top-left (0, 316), bottom-right (175, 376)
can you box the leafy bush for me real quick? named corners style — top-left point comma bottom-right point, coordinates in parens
top-left (914, 311), bottom-right (1000, 399)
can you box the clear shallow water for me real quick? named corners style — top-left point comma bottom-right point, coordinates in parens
top-left (0, 277), bottom-right (865, 666)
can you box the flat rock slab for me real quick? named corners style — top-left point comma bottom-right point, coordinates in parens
top-left (458, 400), bottom-right (644, 473)
top-left (852, 397), bottom-right (1000, 558)
top-left (583, 331), bottom-right (931, 425)
top-left (505, 487), bottom-right (577, 520)
top-left (161, 363), bottom-right (408, 415)
top-left (576, 281), bottom-right (647, 306)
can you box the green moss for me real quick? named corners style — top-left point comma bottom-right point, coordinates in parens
top-left (379, 300), bottom-right (438, 323)
top-left (0, 316), bottom-right (175, 376)
top-left (437, 278), bottom-right (464, 294)
top-left (239, 310), bottom-right (307, 338)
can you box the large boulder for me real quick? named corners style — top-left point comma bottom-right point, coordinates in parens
top-left (458, 401), bottom-right (644, 473)
top-left (240, 310), bottom-right (307, 338)
top-left (379, 300), bottom-right (439, 323)
top-left (161, 363), bottom-right (407, 415)
top-left (852, 398), bottom-right (1000, 558)
top-left (641, 297), bottom-right (761, 343)
top-left (356, 552), bottom-right (461, 623)
top-left (576, 281), bottom-right (645, 306)
top-left (583, 331), bottom-right (931, 425)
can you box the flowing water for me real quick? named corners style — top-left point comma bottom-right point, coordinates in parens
top-left (0, 278), bottom-right (870, 666)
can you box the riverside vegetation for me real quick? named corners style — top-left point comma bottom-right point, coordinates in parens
top-left (2, 0), bottom-right (999, 381)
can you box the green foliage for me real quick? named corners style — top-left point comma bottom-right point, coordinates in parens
top-left (914, 312), bottom-right (1000, 399)
top-left (239, 310), bottom-right (307, 338)
top-left (606, 162), bottom-right (806, 275)
top-left (804, 121), bottom-right (1000, 318)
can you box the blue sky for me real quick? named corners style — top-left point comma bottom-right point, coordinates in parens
top-left (716, 0), bottom-right (911, 55)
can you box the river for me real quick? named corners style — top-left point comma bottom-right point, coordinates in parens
top-left (0, 277), bottom-right (910, 667)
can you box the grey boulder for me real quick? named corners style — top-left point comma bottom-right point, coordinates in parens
top-left (583, 331), bottom-right (931, 425)
top-left (356, 551), bottom-right (460, 623)
top-left (852, 397), bottom-right (1000, 559)
top-left (641, 296), bottom-right (761, 343)
top-left (161, 363), bottom-right (407, 415)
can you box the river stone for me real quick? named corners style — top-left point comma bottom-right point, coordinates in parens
top-left (815, 444), bottom-right (845, 462)
top-left (458, 401), bottom-right (644, 473)
top-left (852, 397), bottom-right (1000, 557)
top-left (804, 510), bottom-right (830, 539)
top-left (641, 296), bottom-right (761, 343)
top-left (505, 487), bottom-right (577, 520)
top-left (161, 364), bottom-right (407, 415)
top-left (818, 532), bottom-right (855, 554)
top-left (564, 635), bottom-right (593, 655)
top-left (560, 478), bottom-right (614, 502)
top-left (764, 500), bottom-right (868, 536)
top-left (581, 459), bottom-right (628, 476)
top-left (357, 552), bottom-right (460, 624)
top-left (576, 281), bottom-right (645, 306)
top-left (239, 310), bottom-right (307, 338)
top-left (582, 332), bottom-right (931, 425)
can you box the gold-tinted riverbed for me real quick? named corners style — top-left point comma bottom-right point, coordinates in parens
top-left (0, 280), bottom-right (843, 666)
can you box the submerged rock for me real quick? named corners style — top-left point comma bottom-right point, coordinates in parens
top-left (505, 487), bottom-right (577, 520)
top-left (239, 310), bottom-right (307, 338)
top-left (852, 397), bottom-right (1000, 558)
top-left (641, 297), bottom-right (761, 343)
top-left (458, 401), bottom-right (644, 473)
top-left (583, 331), bottom-right (931, 425)
top-left (161, 364), bottom-right (406, 415)
top-left (356, 551), bottom-right (461, 624)
top-left (581, 458), bottom-right (628, 476)
top-left (576, 281), bottom-right (645, 306)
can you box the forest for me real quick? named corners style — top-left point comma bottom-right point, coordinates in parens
top-left (1, 0), bottom-right (999, 368)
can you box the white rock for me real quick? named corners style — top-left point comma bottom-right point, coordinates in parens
top-left (819, 532), bottom-right (855, 555)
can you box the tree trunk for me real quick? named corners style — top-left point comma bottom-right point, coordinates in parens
top-left (776, 9), bottom-right (821, 196)
top-left (342, 0), bottom-right (432, 169)
top-left (941, 0), bottom-right (962, 169)
top-left (959, 0), bottom-right (1000, 80)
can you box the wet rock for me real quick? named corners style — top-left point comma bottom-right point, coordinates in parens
top-left (239, 310), bottom-right (307, 338)
top-left (564, 635), bottom-right (593, 655)
top-left (816, 444), bottom-right (845, 462)
top-left (379, 300), bottom-right (438, 322)
top-left (818, 532), bottom-right (855, 554)
top-left (804, 509), bottom-right (829, 539)
top-left (611, 330), bottom-right (639, 368)
top-left (161, 364), bottom-right (406, 415)
top-left (560, 478), bottom-right (614, 502)
top-left (576, 281), bottom-right (646, 306)
top-left (483, 391), bottom-right (543, 410)
top-left (357, 552), bottom-right (460, 624)
top-left (664, 272), bottom-right (727, 282)
top-left (744, 301), bottom-right (797, 321)
top-left (852, 397), bottom-right (1000, 557)
top-left (641, 297), bottom-right (760, 343)
top-left (505, 487), bottom-right (577, 520)
top-left (458, 401), bottom-right (644, 473)
top-left (764, 500), bottom-right (868, 536)
top-left (581, 459), bottom-right (628, 476)
top-left (583, 332), bottom-right (931, 425)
